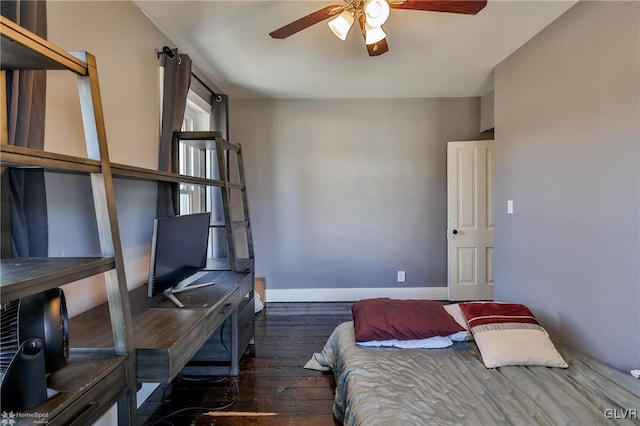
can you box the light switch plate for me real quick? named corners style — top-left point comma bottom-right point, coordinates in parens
top-left (507, 200), bottom-right (514, 215)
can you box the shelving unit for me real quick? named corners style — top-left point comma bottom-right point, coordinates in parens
top-left (1, 16), bottom-right (256, 424)
top-left (70, 132), bottom-right (257, 381)
top-left (171, 131), bottom-right (256, 373)
top-left (0, 16), bottom-right (136, 425)
top-left (174, 131), bottom-right (255, 273)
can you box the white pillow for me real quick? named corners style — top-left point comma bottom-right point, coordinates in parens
top-left (448, 330), bottom-right (472, 342)
top-left (472, 327), bottom-right (569, 368)
top-left (443, 303), bottom-right (474, 341)
top-left (356, 335), bottom-right (453, 349)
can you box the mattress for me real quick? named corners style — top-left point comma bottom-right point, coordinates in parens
top-left (306, 321), bottom-right (640, 426)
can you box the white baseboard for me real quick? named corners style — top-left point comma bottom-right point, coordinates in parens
top-left (265, 287), bottom-right (448, 302)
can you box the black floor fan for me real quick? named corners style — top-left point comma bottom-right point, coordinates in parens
top-left (0, 288), bottom-right (69, 411)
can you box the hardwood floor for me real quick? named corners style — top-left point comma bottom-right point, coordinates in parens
top-left (138, 302), bottom-right (353, 425)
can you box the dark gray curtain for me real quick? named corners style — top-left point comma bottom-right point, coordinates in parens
top-left (1, 0), bottom-right (48, 257)
top-left (157, 50), bottom-right (192, 217)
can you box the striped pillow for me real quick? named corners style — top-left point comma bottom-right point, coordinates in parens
top-left (460, 302), bottom-right (568, 368)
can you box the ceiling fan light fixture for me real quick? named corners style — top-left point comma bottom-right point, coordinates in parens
top-left (364, 23), bottom-right (386, 45)
top-left (268, 0), bottom-right (486, 57)
top-left (364, 0), bottom-right (390, 27)
top-left (328, 10), bottom-right (355, 41)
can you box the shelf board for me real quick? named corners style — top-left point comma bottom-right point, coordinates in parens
top-left (176, 131), bottom-right (241, 152)
top-left (0, 149), bottom-right (226, 187)
top-left (0, 257), bottom-right (115, 302)
top-left (0, 145), bottom-right (101, 173)
top-left (25, 354), bottom-right (127, 425)
top-left (0, 16), bottom-right (87, 74)
top-left (203, 258), bottom-right (253, 272)
top-left (204, 258), bottom-right (232, 271)
top-left (175, 131), bottom-right (223, 141)
top-left (208, 221), bottom-right (249, 230)
top-left (111, 162), bottom-right (224, 187)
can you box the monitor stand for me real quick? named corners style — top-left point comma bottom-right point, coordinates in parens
top-left (162, 271), bottom-right (216, 308)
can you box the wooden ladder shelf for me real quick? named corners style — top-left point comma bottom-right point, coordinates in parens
top-left (173, 131), bottom-right (255, 273)
top-left (0, 16), bottom-right (136, 425)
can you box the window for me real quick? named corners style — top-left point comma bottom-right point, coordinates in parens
top-left (179, 85), bottom-right (227, 259)
top-left (179, 92), bottom-right (211, 215)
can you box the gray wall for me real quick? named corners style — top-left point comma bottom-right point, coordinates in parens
top-left (230, 98), bottom-right (485, 291)
top-left (494, 1), bottom-right (639, 371)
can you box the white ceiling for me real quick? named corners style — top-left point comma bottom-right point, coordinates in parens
top-left (134, 0), bottom-right (577, 99)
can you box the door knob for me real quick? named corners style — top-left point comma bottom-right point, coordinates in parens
top-left (452, 229), bottom-right (458, 235)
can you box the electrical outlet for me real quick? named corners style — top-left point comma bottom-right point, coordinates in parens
top-left (397, 271), bottom-right (406, 283)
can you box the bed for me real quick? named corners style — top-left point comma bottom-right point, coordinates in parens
top-left (305, 299), bottom-right (640, 426)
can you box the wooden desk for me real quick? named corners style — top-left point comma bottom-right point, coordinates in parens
top-left (70, 270), bottom-right (254, 383)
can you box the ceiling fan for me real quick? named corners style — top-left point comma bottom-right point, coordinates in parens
top-left (269, 0), bottom-right (487, 56)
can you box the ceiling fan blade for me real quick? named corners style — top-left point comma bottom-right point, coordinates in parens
top-left (269, 5), bottom-right (344, 39)
top-left (389, 0), bottom-right (487, 15)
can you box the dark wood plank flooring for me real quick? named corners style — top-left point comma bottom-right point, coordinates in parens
top-left (138, 302), bottom-right (353, 425)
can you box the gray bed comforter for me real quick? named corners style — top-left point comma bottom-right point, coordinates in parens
top-left (305, 322), bottom-right (640, 426)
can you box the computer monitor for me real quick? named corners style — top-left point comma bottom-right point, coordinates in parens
top-left (147, 212), bottom-right (213, 307)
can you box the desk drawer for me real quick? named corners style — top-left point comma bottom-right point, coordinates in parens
top-left (203, 272), bottom-right (253, 336)
top-left (191, 274), bottom-right (254, 363)
top-left (47, 358), bottom-right (127, 426)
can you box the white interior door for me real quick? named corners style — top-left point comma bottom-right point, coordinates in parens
top-left (447, 140), bottom-right (495, 301)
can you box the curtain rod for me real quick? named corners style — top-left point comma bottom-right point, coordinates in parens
top-left (158, 45), bottom-right (224, 103)
top-left (192, 73), bottom-right (224, 103)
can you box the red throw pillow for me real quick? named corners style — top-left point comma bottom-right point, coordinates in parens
top-left (459, 302), bottom-right (540, 328)
top-left (352, 298), bottom-right (464, 342)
